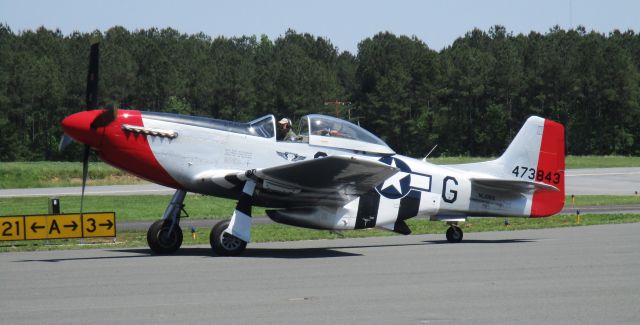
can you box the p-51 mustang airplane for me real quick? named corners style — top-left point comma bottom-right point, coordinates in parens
top-left (61, 43), bottom-right (565, 256)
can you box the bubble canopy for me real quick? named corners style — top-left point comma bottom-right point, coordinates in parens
top-left (297, 114), bottom-right (395, 155)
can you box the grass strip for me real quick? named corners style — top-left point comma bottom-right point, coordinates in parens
top-left (564, 195), bottom-right (640, 206)
top-left (0, 195), bottom-right (265, 221)
top-left (0, 161), bottom-right (145, 189)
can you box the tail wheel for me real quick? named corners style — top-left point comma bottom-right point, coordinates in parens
top-left (446, 226), bottom-right (463, 243)
top-left (210, 219), bottom-right (247, 256)
top-left (147, 220), bottom-right (183, 254)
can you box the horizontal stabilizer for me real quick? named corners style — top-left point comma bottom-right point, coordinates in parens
top-left (470, 177), bottom-right (559, 193)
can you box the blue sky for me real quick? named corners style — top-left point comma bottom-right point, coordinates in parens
top-left (1, 0), bottom-right (638, 53)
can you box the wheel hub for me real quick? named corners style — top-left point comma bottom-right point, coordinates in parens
top-left (158, 229), bottom-right (178, 247)
top-left (221, 233), bottom-right (242, 250)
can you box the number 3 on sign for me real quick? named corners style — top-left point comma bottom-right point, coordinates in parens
top-left (85, 217), bottom-right (96, 233)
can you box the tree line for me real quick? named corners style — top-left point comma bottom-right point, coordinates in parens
top-left (0, 24), bottom-right (639, 161)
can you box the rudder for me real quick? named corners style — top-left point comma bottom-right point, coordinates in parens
top-left (530, 119), bottom-right (565, 217)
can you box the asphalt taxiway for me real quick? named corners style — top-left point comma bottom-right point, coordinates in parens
top-left (1, 223), bottom-right (639, 324)
top-left (565, 167), bottom-right (640, 195)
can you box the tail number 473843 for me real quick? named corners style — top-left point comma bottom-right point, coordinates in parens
top-left (512, 166), bottom-right (560, 184)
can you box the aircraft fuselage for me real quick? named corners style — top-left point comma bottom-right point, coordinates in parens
top-left (62, 109), bottom-right (555, 232)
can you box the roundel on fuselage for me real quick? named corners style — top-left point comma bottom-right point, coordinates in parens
top-left (375, 156), bottom-right (412, 199)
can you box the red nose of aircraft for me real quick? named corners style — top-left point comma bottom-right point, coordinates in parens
top-left (61, 110), bottom-right (106, 148)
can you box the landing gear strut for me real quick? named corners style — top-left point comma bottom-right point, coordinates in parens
top-left (147, 190), bottom-right (187, 254)
top-left (446, 222), bottom-right (463, 243)
top-left (209, 178), bottom-right (256, 256)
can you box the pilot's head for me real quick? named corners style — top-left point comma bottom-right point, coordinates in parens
top-left (278, 118), bottom-right (292, 130)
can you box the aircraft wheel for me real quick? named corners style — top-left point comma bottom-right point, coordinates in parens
top-left (210, 219), bottom-right (247, 256)
top-left (147, 220), bottom-right (183, 254)
top-left (446, 226), bottom-right (463, 243)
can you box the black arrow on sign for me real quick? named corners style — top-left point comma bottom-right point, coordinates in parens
top-left (99, 219), bottom-right (114, 230)
top-left (30, 222), bottom-right (45, 233)
top-left (64, 221), bottom-right (78, 231)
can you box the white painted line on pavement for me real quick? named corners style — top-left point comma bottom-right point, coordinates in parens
top-left (0, 189), bottom-right (172, 198)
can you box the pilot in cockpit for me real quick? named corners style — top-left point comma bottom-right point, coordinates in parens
top-left (277, 118), bottom-right (297, 141)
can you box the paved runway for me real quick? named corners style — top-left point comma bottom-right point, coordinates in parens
top-left (565, 167), bottom-right (640, 195)
top-left (0, 184), bottom-right (173, 198)
top-left (2, 167), bottom-right (640, 198)
top-left (1, 223), bottom-right (639, 325)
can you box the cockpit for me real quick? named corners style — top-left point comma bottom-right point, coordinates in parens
top-left (294, 114), bottom-right (395, 155)
top-left (235, 113), bottom-right (395, 155)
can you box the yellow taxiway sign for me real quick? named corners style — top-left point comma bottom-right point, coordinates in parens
top-left (0, 212), bottom-right (116, 241)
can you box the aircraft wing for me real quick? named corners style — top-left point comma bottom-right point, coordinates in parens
top-left (252, 156), bottom-right (398, 206)
top-left (255, 155), bottom-right (398, 193)
top-left (470, 177), bottom-right (559, 193)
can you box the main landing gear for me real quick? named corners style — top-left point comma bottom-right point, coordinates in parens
top-left (148, 178), bottom-right (256, 256)
top-left (147, 190), bottom-right (187, 254)
top-left (209, 178), bottom-right (256, 256)
top-left (446, 222), bottom-right (463, 243)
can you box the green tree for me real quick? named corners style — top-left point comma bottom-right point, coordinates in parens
top-left (165, 96), bottom-right (192, 115)
top-left (2, 25), bottom-right (640, 160)
top-left (356, 32), bottom-right (438, 155)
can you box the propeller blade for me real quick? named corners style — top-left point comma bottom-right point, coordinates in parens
top-left (90, 105), bottom-right (118, 129)
top-left (80, 42), bottom-right (99, 215)
top-left (80, 144), bottom-right (90, 215)
top-left (86, 43), bottom-right (99, 110)
top-left (58, 134), bottom-right (74, 151)
top-left (84, 43), bottom-right (116, 128)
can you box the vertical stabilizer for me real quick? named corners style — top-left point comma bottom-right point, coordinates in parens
top-left (450, 116), bottom-right (565, 217)
top-left (497, 117), bottom-right (565, 217)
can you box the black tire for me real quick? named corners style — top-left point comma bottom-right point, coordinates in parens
top-left (210, 219), bottom-right (247, 256)
top-left (147, 220), bottom-right (183, 254)
top-left (446, 226), bottom-right (463, 243)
